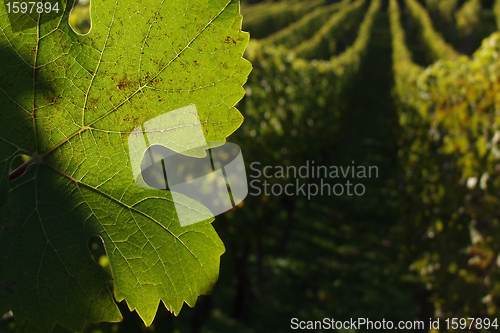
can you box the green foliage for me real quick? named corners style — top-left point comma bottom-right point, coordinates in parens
top-left (389, 0), bottom-right (424, 109)
top-left (425, 0), bottom-right (460, 22)
top-left (392, 0), bottom-right (500, 321)
top-left (292, 0), bottom-right (367, 60)
top-left (226, 4), bottom-right (420, 332)
top-left (400, 37), bottom-right (500, 323)
top-left (456, 0), bottom-right (482, 36)
top-left (330, 0), bottom-right (381, 71)
top-left (0, 0), bottom-right (251, 332)
top-left (260, 0), bottom-right (348, 49)
top-left (242, 1), bottom-right (500, 331)
top-left (241, 0), bottom-right (325, 39)
top-left (241, 0), bottom-right (381, 162)
top-left (405, 0), bottom-right (461, 62)
top-left (495, 0), bottom-right (500, 29)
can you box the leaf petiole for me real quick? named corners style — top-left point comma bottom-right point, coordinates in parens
top-left (8, 157), bottom-right (35, 181)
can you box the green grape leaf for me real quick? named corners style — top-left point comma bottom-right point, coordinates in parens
top-left (0, 0), bottom-right (251, 331)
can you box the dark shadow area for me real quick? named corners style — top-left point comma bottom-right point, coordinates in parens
top-left (397, 0), bottom-right (432, 67)
top-left (0, 26), bottom-right (116, 333)
top-left (333, 3), bottom-right (369, 57)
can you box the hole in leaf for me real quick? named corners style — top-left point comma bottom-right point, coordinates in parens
top-left (87, 235), bottom-right (110, 272)
top-left (9, 154), bottom-right (32, 181)
top-left (69, 0), bottom-right (91, 35)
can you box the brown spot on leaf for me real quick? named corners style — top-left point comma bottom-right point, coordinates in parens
top-left (117, 76), bottom-right (132, 90)
top-left (224, 36), bottom-right (236, 44)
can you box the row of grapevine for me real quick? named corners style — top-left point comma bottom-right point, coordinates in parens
top-left (238, 0), bottom-right (381, 165)
top-left (237, 0), bottom-right (500, 328)
top-left (235, 0), bottom-right (500, 328)
top-left (391, 0), bottom-right (500, 320)
top-left (259, 0), bottom-right (348, 49)
top-left (389, 0), bottom-right (422, 109)
top-left (425, 0), bottom-right (460, 22)
top-left (220, 0), bottom-right (500, 330)
top-left (292, 0), bottom-right (367, 60)
top-left (241, 0), bottom-right (325, 39)
top-left (496, 0), bottom-right (500, 28)
top-left (404, 0), bottom-right (461, 61)
top-left (455, 0), bottom-right (482, 36)
top-left (327, 0), bottom-right (381, 77)
top-left (214, 2), bottom-right (385, 330)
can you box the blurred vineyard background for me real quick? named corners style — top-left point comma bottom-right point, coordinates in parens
top-left (4, 0), bottom-right (500, 332)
